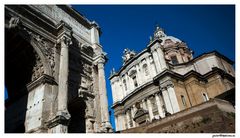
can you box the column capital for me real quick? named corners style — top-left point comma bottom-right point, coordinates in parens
top-left (95, 53), bottom-right (107, 65)
top-left (141, 99), bottom-right (146, 103)
top-left (160, 86), bottom-right (167, 91)
top-left (148, 94), bottom-right (155, 99)
top-left (97, 57), bottom-right (106, 64)
top-left (159, 79), bottom-right (174, 90)
top-left (124, 108), bottom-right (130, 113)
top-left (166, 83), bottom-right (174, 88)
top-left (154, 92), bottom-right (159, 96)
top-left (60, 35), bottom-right (72, 47)
top-left (97, 58), bottom-right (105, 70)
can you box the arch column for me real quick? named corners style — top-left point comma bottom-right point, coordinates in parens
top-left (97, 56), bottom-right (112, 131)
top-left (47, 34), bottom-right (72, 133)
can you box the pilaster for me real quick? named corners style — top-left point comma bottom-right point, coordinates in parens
top-left (167, 84), bottom-right (180, 113)
top-left (156, 47), bottom-right (167, 71)
top-left (152, 50), bottom-right (161, 73)
top-left (161, 87), bottom-right (174, 114)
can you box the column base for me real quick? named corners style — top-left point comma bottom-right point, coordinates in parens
top-left (46, 111), bottom-right (71, 133)
top-left (101, 122), bottom-right (113, 133)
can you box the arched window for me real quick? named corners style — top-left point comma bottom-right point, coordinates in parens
top-left (129, 69), bottom-right (138, 88)
top-left (142, 64), bottom-right (149, 76)
top-left (171, 55), bottom-right (178, 65)
top-left (132, 76), bottom-right (138, 87)
top-left (181, 95), bottom-right (187, 107)
top-left (123, 79), bottom-right (127, 91)
top-left (202, 93), bottom-right (209, 102)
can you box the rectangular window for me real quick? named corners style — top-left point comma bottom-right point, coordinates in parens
top-left (133, 76), bottom-right (138, 87)
top-left (171, 55), bottom-right (179, 65)
top-left (202, 93), bottom-right (209, 102)
top-left (181, 95), bottom-right (187, 107)
top-left (143, 64), bottom-right (149, 76)
top-left (123, 80), bottom-right (127, 91)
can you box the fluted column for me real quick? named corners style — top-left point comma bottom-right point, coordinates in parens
top-left (142, 99), bottom-right (147, 110)
top-left (126, 110), bottom-right (130, 129)
top-left (161, 87), bottom-right (174, 114)
top-left (146, 97), bottom-right (154, 121)
top-left (97, 57), bottom-right (112, 130)
top-left (117, 115), bottom-right (123, 131)
top-left (155, 93), bottom-right (165, 118)
top-left (115, 115), bottom-right (119, 131)
top-left (159, 94), bottom-right (166, 117)
top-left (130, 107), bottom-right (136, 127)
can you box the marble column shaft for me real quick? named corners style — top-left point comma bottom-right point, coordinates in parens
top-left (155, 93), bottom-right (165, 118)
top-left (58, 37), bottom-right (69, 112)
top-left (146, 98), bottom-right (154, 121)
top-left (162, 87), bottom-right (174, 114)
top-left (97, 60), bottom-right (111, 125)
top-left (130, 107), bottom-right (136, 127)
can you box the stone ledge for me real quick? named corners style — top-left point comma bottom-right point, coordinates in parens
top-left (26, 74), bottom-right (57, 92)
top-left (121, 98), bottom-right (235, 133)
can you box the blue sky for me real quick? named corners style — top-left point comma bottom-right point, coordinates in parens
top-left (4, 5), bottom-right (235, 131)
top-left (72, 5), bottom-right (235, 130)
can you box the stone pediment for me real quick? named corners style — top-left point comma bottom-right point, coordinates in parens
top-left (133, 108), bottom-right (149, 124)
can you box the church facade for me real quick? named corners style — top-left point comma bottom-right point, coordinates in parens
top-left (110, 26), bottom-right (235, 131)
top-left (5, 5), bottom-right (112, 133)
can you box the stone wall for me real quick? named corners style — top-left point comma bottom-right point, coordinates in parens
top-left (121, 99), bottom-right (235, 133)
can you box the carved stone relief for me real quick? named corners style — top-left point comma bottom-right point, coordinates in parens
top-left (31, 51), bottom-right (44, 81)
top-left (22, 27), bottom-right (56, 75)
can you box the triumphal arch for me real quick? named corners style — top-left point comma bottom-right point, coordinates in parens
top-left (5, 5), bottom-right (112, 133)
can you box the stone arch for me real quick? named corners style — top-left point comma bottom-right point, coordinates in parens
top-left (5, 26), bottom-right (55, 133)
